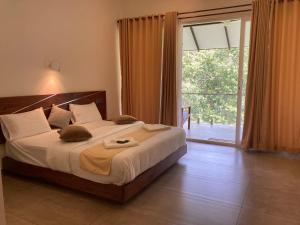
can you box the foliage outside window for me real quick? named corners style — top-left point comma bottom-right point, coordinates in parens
top-left (182, 48), bottom-right (240, 125)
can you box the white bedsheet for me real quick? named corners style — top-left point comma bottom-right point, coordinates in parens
top-left (5, 121), bottom-right (186, 185)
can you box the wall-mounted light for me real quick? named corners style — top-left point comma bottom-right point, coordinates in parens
top-left (48, 60), bottom-right (61, 72)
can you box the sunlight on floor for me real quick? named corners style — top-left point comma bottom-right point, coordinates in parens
top-left (183, 122), bottom-right (237, 143)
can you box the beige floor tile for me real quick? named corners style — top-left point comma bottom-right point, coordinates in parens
top-left (3, 176), bottom-right (48, 210)
top-left (153, 171), bottom-right (247, 206)
top-left (91, 207), bottom-right (192, 225)
top-left (237, 207), bottom-right (300, 225)
top-left (3, 142), bottom-right (300, 225)
top-left (183, 143), bottom-right (246, 169)
top-left (7, 195), bottom-right (111, 225)
top-left (6, 212), bottom-right (36, 225)
top-left (248, 171), bottom-right (300, 194)
top-left (126, 186), bottom-right (240, 225)
top-left (4, 176), bottom-right (113, 225)
top-left (243, 187), bottom-right (300, 221)
top-left (172, 160), bottom-right (249, 184)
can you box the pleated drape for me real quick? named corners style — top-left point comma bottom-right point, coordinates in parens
top-left (242, 0), bottom-right (271, 150)
top-left (160, 12), bottom-right (178, 126)
top-left (118, 16), bottom-right (164, 124)
top-left (242, 0), bottom-right (300, 152)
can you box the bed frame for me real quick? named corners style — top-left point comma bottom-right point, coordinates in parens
top-left (0, 91), bottom-right (187, 203)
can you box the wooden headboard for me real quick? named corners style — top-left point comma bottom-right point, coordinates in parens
top-left (0, 91), bottom-right (107, 144)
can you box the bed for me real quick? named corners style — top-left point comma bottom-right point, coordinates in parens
top-left (0, 91), bottom-right (187, 203)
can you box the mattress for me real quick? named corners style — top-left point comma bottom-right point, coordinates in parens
top-left (5, 121), bottom-right (186, 185)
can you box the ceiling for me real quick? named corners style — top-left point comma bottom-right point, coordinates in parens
top-left (182, 20), bottom-right (250, 51)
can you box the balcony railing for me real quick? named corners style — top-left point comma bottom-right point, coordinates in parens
top-left (182, 92), bottom-right (238, 125)
top-left (182, 93), bottom-right (237, 96)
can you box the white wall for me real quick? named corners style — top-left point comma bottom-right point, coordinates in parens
top-left (123, 0), bottom-right (251, 17)
top-left (0, 0), bottom-right (251, 117)
top-left (0, 0), bottom-right (124, 118)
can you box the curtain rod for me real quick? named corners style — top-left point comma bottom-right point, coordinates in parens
top-left (179, 9), bottom-right (252, 20)
top-left (178, 3), bottom-right (252, 15)
top-left (117, 14), bottom-right (164, 23)
top-left (117, 3), bottom-right (252, 23)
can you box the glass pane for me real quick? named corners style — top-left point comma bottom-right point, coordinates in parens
top-left (182, 19), bottom-right (241, 144)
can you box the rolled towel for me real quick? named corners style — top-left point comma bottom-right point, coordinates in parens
top-left (143, 124), bottom-right (171, 132)
top-left (103, 137), bottom-right (138, 149)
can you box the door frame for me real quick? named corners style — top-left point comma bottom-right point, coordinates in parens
top-left (236, 15), bottom-right (251, 146)
top-left (179, 12), bottom-right (251, 147)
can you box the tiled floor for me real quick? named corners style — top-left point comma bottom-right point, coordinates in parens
top-left (3, 142), bottom-right (300, 225)
top-left (184, 123), bottom-right (239, 143)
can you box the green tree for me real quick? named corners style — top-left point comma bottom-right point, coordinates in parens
top-left (182, 48), bottom-right (240, 124)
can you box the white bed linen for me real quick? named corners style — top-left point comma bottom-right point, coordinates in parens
top-left (5, 121), bottom-right (186, 185)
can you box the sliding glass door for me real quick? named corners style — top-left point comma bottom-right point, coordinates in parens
top-left (181, 16), bottom-right (250, 146)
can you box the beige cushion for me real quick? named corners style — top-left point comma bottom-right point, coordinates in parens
top-left (69, 102), bottom-right (102, 124)
top-left (58, 126), bottom-right (92, 142)
top-left (114, 115), bottom-right (138, 125)
top-left (48, 105), bottom-right (73, 128)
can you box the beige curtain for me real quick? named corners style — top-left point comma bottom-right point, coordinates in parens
top-left (242, 0), bottom-right (300, 152)
top-left (160, 12), bottom-right (178, 126)
top-left (119, 16), bottom-right (164, 124)
top-left (242, 0), bottom-right (271, 150)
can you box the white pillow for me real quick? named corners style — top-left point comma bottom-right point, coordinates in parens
top-left (0, 108), bottom-right (51, 141)
top-left (48, 105), bottom-right (73, 128)
top-left (69, 102), bottom-right (102, 124)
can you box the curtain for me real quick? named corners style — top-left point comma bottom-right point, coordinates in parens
top-left (242, 0), bottom-right (300, 152)
top-left (119, 16), bottom-right (164, 124)
top-left (160, 12), bottom-right (178, 126)
top-left (242, 0), bottom-right (271, 150)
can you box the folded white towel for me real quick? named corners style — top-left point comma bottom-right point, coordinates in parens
top-left (103, 137), bottom-right (138, 149)
top-left (143, 124), bottom-right (171, 132)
